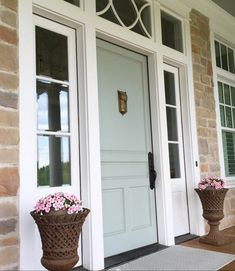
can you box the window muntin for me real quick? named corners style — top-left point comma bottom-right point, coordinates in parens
top-left (215, 40), bottom-right (235, 74)
top-left (161, 11), bottom-right (183, 52)
top-left (218, 81), bottom-right (235, 177)
top-left (36, 26), bottom-right (72, 187)
top-left (96, 0), bottom-right (152, 38)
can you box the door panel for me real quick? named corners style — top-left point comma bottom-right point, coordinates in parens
top-left (163, 64), bottom-right (189, 237)
top-left (97, 39), bottom-right (157, 257)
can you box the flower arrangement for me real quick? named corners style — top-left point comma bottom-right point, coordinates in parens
top-left (33, 192), bottom-right (83, 215)
top-left (198, 176), bottom-right (225, 190)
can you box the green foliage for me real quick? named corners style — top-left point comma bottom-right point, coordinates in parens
top-left (37, 162), bottom-right (71, 186)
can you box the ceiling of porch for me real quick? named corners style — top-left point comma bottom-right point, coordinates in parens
top-left (212, 0), bottom-right (235, 18)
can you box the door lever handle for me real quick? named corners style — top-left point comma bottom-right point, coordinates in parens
top-left (148, 152), bottom-right (157, 190)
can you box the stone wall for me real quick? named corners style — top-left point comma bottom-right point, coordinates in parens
top-left (190, 9), bottom-right (220, 177)
top-left (0, 0), bottom-right (19, 269)
top-left (190, 9), bottom-right (235, 229)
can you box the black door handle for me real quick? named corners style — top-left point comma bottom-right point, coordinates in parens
top-left (148, 152), bottom-right (157, 190)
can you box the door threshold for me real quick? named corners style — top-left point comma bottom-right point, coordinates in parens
top-left (105, 243), bottom-right (167, 269)
top-left (175, 233), bottom-right (198, 245)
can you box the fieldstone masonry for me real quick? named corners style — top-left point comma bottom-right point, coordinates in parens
top-left (0, 0), bottom-right (19, 269)
top-left (190, 9), bottom-right (235, 229)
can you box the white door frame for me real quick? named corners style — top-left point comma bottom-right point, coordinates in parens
top-left (19, 1), bottom-right (203, 270)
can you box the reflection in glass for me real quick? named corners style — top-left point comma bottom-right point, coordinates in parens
top-left (222, 131), bottom-right (235, 176)
top-left (37, 80), bottom-right (69, 132)
top-left (164, 71), bottom-right (176, 105)
top-left (218, 82), bottom-right (223, 103)
top-left (36, 26), bottom-right (68, 81)
top-left (225, 106), bottom-right (232, 128)
top-left (215, 41), bottom-right (221, 68)
top-left (167, 107), bottom-right (178, 141)
top-left (224, 84), bottom-right (230, 105)
top-left (64, 0), bottom-right (80, 7)
top-left (37, 135), bottom-right (71, 187)
top-left (96, 0), bottom-right (152, 38)
top-left (228, 48), bottom-right (235, 74)
top-left (96, 0), bottom-right (109, 13)
top-left (169, 143), bottom-right (181, 178)
top-left (233, 109), bottom-right (235, 128)
top-left (221, 44), bottom-right (228, 71)
top-left (161, 11), bottom-right (183, 52)
top-left (220, 105), bottom-right (225, 127)
top-left (231, 87), bottom-right (235, 106)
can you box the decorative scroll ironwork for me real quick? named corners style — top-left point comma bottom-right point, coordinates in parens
top-left (96, 0), bottom-right (152, 38)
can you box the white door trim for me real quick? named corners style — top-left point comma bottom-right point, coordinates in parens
top-left (19, 1), bottom-right (203, 270)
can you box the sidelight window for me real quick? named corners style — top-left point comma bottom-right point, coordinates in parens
top-left (35, 25), bottom-right (76, 187)
top-left (164, 70), bottom-right (181, 178)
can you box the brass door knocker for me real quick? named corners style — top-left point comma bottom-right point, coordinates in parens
top-left (118, 90), bottom-right (128, 115)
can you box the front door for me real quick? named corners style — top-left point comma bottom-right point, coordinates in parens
top-left (163, 64), bottom-right (190, 237)
top-left (97, 39), bottom-right (158, 257)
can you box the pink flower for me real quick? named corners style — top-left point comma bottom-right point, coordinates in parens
top-left (198, 176), bottom-right (225, 190)
top-left (33, 192), bottom-right (84, 215)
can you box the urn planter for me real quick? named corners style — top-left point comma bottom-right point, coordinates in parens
top-left (195, 188), bottom-right (230, 246)
top-left (31, 208), bottom-right (90, 271)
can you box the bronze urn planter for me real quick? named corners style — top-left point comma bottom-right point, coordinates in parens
top-left (195, 188), bottom-right (230, 246)
top-left (31, 192), bottom-right (90, 271)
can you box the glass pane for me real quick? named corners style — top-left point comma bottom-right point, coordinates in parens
top-left (225, 106), bottom-right (233, 128)
top-left (221, 44), bottom-right (228, 71)
top-left (231, 87), bottom-right (235, 106)
top-left (37, 135), bottom-right (71, 187)
top-left (224, 83), bottom-right (230, 105)
top-left (218, 81), bottom-right (223, 103)
top-left (166, 107), bottom-right (178, 141)
top-left (222, 131), bottom-right (235, 176)
top-left (161, 11), bottom-right (183, 52)
top-left (168, 143), bottom-right (181, 178)
top-left (113, 0), bottom-right (137, 27)
top-left (220, 105), bottom-right (225, 127)
top-left (36, 26), bottom-right (68, 81)
top-left (96, 0), bottom-right (109, 13)
top-left (64, 0), bottom-right (80, 7)
top-left (37, 80), bottom-right (69, 132)
top-left (164, 71), bottom-right (176, 105)
top-left (233, 109), bottom-right (235, 128)
top-left (228, 48), bottom-right (235, 74)
top-left (215, 41), bottom-right (221, 68)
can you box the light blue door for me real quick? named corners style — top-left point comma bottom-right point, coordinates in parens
top-left (97, 39), bottom-right (158, 257)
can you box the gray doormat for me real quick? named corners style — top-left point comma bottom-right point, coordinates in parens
top-left (109, 245), bottom-right (235, 270)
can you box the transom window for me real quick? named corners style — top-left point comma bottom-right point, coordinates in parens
top-left (96, 0), bottom-right (152, 38)
top-left (161, 11), bottom-right (183, 52)
top-left (218, 81), bottom-right (235, 176)
top-left (215, 40), bottom-right (235, 74)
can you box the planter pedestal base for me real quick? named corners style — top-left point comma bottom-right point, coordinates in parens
top-left (199, 221), bottom-right (231, 246)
